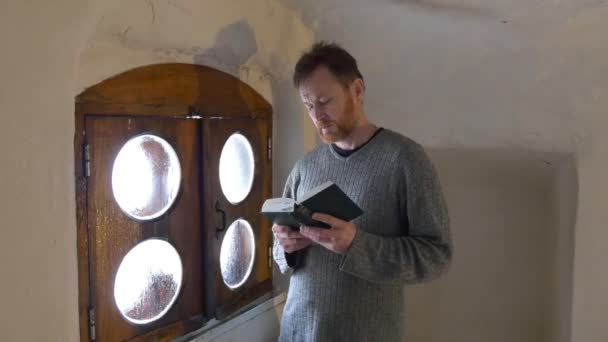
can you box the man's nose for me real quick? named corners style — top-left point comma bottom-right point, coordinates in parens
top-left (310, 106), bottom-right (325, 122)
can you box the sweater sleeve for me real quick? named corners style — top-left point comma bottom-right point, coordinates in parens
top-left (273, 161), bottom-right (305, 274)
top-left (339, 142), bottom-right (453, 285)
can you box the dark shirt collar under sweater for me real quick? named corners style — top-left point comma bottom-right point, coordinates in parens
top-left (331, 127), bottom-right (384, 157)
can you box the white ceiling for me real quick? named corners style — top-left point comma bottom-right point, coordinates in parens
top-left (279, 0), bottom-right (608, 154)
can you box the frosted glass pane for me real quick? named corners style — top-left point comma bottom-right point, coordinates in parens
top-left (219, 133), bottom-right (255, 204)
top-left (114, 239), bottom-right (183, 325)
top-left (220, 219), bottom-right (255, 289)
top-left (112, 135), bottom-right (181, 220)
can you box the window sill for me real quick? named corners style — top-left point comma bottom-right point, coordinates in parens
top-left (177, 292), bottom-right (287, 342)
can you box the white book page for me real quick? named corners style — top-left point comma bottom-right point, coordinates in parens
top-left (262, 198), bottom-right (296, 212)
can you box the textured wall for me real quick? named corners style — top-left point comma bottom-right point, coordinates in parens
top-left (0, 1), bottom-right (313, 340)
top-left (2, 0), bottom-right (607, 340)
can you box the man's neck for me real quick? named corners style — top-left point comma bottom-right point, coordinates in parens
top-left (333, 121), bottom-right (378, 150)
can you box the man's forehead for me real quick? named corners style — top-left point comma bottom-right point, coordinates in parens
top-left (298, 67), bottom-right (340, 99)
top-left (299, 86), bottom-right (330, 100)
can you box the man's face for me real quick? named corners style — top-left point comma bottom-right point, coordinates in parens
top-left (298, 66), bottom-right (360, 144)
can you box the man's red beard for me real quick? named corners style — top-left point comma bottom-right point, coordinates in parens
top-left (317, 95), bottom-right (357, 144)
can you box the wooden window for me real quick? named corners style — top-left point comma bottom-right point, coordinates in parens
top-left (202, 118), bottom-right (272, 319)
top-left (75, 64), bottom-right (273, 341)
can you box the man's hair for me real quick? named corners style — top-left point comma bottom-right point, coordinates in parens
top-left (293, 41), bottom-right (364, 88)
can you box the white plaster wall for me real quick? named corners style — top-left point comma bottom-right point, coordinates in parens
top-left (0, 2), bottom-right (92, 341)
top-left (402, 150), bottom-right (556, 342)
top-left (552, 9), bottom-right (608, 342)
top-left (0, 0), bottom-right (314, 341)
top-left (279, 0), bottom-right (606, 340)
top-left (547, 159), bottom-right (577, 342)
top-left (2, 0), bottom-right (606, 340)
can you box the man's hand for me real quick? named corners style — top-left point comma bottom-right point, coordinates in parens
top-left (299, 213), bottom-right (357, 254)
top-left (273, 224), bottom-right (312, 253)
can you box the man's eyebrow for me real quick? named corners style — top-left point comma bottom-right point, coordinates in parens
top-left (301, 91), bottom-right (331, 103)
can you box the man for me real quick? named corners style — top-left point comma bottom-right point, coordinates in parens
top-left (273, 42), bottom-right (453, 342)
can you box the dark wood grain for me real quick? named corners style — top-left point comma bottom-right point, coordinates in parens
top-left (202, 118), bottom-right (273, 320)
top-left (75, 103), bottom-right (92, 341)
top-left (76, 63), bottom-right (271, 119)
top-left (86, 117), bottom-right (205, 341)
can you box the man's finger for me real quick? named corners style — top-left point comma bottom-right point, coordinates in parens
top-left (283, 237), bottom-right (311, 253)
top-left (275, 230), bottom-right (308, 240)
top-left (299, 231), bottom-right (333, 251)
top-left (300, 226), bottom-right (334, 243)
top-left (272, 224), bottom-right (291, 233)
top-left (312, 213), bottom-right (344, 227)
top-left (281, 238), bottom-right (301, 251)
top-left (286, 230), bottom-right (308, 239)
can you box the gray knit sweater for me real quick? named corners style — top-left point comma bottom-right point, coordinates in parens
top-left (273, 129), bottom-right (452, 342)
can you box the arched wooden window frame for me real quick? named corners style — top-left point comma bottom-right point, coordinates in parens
top-left (74, 63), bottom-right (273, 341)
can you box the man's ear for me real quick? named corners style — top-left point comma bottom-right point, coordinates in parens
top-left (351, 78), bottom-right (365, 104)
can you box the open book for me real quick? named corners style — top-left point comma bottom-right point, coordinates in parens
top-left (261, 181), bottom-right (363, 229)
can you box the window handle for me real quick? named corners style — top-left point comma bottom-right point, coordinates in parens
top-left (215, 200), bottom-right (226, 239)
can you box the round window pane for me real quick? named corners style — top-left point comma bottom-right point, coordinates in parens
top-left (114, 239), bottom-right (183, 325)
top-left (112, 134), bottom-right (181, 220)
top-left (220, 219), bottom-right (256, 289)
top-left (219, 133), bottom-right (255, 204)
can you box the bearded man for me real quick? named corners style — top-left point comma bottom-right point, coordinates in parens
top-left (273, 42), bottom-right (453, 342)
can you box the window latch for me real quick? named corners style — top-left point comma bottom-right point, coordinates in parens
top-left (215, 200), bottom-right (226, 239)
top-left (89, 307), bottom-right (96, 341)
top-left (83, 143), bottom-right (91, 177)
